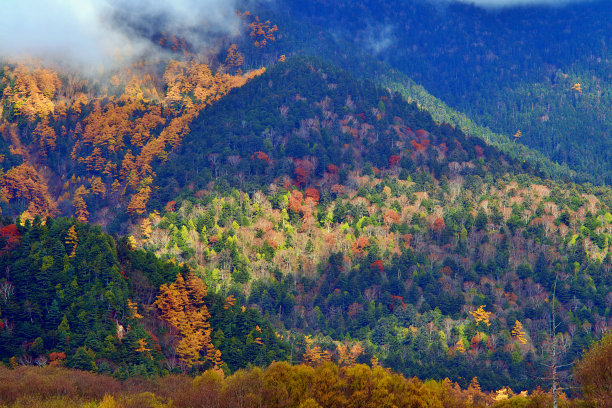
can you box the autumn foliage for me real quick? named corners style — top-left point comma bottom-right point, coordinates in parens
top-left (1, 163), bottom-right (57, 218)
top-left (574, 331), bottom-right (612, 406)
top-left (155, 272), bottom-right (221, 370)
top-left (248, 16), bottom-right (278, 48)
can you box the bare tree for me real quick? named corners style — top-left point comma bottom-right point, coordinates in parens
top-left (0, 280), bottom-right (15, 303)
top-left (542, 275), bottom-right (573, 408)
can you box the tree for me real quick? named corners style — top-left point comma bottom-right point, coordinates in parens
top-left (33, 119), bottom-right (57, 157)
top-left (1, 163), bottom-right (57, 217)
top-left (225, 44), bottom-right (244, 74)
top-left (511, 320), bottom-right (527, 344)
top-left (72, 186), bottom-right (90, 222)
top-left (65, 225), bottom-right (78, 257)
top-left (574, 331), bottom-right (612, 406)
top-left (140, 218), bottom-right (153, 239)
top-left (470, 305), bottom-right (491, 327)
top-left (249, 16), bottom-right (278, 48)
top-left (155, 272), bottom-right (221, 369)
top-left (90, 177), bottom-right (106, 197)
top-left (127, 184), bottom-right (152, 216)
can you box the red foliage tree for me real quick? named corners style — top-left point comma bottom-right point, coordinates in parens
top-left (0, 224), bottom-right (20, 252)
top-left (304, 188), bottom-right (320, 204)
top-left (288, 189), bottom-right (303, 214)
top-left (415, 129), bottom-right (429, 139)
top-left (433, 217), bottom-right (446, 235)
top-left (251, 151), bottom-right (271, 164)
top-left (293, 158), bottom-right (314, 187)
top-left (327, 164), bottom-right (339, 174)
top-left (388, 155), bottom-right (401, 167)
top-left (371, 260), bottom-right (384, 272)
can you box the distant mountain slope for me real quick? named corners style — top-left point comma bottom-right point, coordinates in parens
top-left (261, 0), bottom-right (612, 183)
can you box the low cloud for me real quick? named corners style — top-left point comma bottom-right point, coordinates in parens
top-left (362, 25), bottom-right (395, 55)
top-left (446, 0), bottom-right (595, 8)
top-left (0, 0), bottom-right (243, 69)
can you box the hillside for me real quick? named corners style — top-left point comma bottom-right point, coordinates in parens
top-left (0, 2), bottom-right (610, 401)
top-left (130, 58), bottom-right (611, 391)
top-left (0, 218), bottom-right (288, 377)
top-left (270, 0), bottom-right (612, 183)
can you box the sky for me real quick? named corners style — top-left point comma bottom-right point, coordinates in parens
top-left (0, 0), bottom-right (242, 68)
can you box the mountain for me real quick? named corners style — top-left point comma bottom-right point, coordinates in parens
top-left (268, 0), bottom-right (612, 184)
top-left (0, 0), bottom-right (610, 402)
top-left (134, 57), bottom-right (612, 391)
top-left (0, 217), bottom-right (288, 377)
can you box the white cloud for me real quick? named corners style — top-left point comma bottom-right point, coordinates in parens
top-left (448, 0), bottom-right (594, 7)
top-left (0, 0), bottom-right (242, 68)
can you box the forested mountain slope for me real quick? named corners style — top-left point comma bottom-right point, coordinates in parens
top-left (259, 0), bottom-right (612, 183)
top-left (0, 217), bottom-right (288, 377)
top-left (131, 58), bottom-right (612, 391)
top-left (0, 3), bottom-right (609, 398)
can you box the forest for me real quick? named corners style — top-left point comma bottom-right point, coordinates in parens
top-left (270, 0), bottom-right (612, 184)
top-left (0, 0), bottom-right (610, 406)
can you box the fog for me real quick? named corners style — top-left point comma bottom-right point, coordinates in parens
top-left (0, 0), bottom-right (243, 69)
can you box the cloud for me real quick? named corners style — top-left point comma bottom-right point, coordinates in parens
top-left (0, 0), bottom-right (243, 68)
top-left (362, 25), bottom-right (395, 55)
top-left (446, 0), bottom-right (595, 8)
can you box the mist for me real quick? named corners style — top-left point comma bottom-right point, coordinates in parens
top-left (447, 0), bottom-right (595, 7)
top-left (0, 0), bottom-right (243, 69)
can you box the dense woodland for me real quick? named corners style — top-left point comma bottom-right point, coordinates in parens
top-left (0, 1), bottom-right (610, 406)
top-left (271, 0), bottom-right (612, 184)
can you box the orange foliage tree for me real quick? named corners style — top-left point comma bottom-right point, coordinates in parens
top-left (33, 119), bottom-right (57, 157)
top-left (127, 183), bottom-right (152, 216)
top-left (225, 44), bottom-right (244, 74)
top-left (574, 332), bottom-right (612, 406)
top-left (2, 65), bottom-right (61, 121)
top-left (351, 236), bottom-right (370, 256)
top-left (248, 16), bottom-right (278, 48)
top-left (154, 272), bottom-right (221, 370)
top-left (1, 162), bottom-right (57, 217)
top-left (288, 189), bottom-right (303, 214)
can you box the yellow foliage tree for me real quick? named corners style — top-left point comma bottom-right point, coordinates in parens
top-left (72, 185), bottom-right (90, 222)
top-left (512, 320), bottom-right (527, 344)
top-left (140, 217), bottom-right (153, 239)
top-left (571, 83), bottom-right (582, 93)
top-left (65, 225), bottom-right (78, 257)
top-left (128, 299), bottom-right (143, 319)
top-left (470, 305), bottom-right (491, 327)
top-left (455, 339), bottom-right (466, 354)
